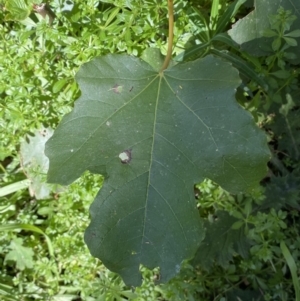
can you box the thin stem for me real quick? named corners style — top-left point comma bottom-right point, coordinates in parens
top-left (160, 0), bottom-right (174, 72)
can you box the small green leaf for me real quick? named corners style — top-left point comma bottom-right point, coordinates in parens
top-left (279, 221), bottom-right (287, 229)
top-left (285, 29), bottom-right (300, 38)
top-left (243, 200), bottom-right (252, 216)
top-left (231, 211), bottom-right (244, 219)
top-left (231, 220), bottom-right (244, 230)
top-left (103, 7), bottom-right (120, 27)
top-left (283, 37), bottom-right (298, 46)
top-left (53, 79), bottom-right (68, 93)
top-left (263, 28), bottom-right (277, 37)
top-left (5, 0), bottom-right (31, 21)
top-left (271, 70), bottom-right (290, 79)
top-left (284, 52), bottom-right (297, 60)
top-left (4, 238), bottom-right (34, 270)
top-left (272, 38), bottom-right (281, 51)
top-left (124, 28), bottom-right (132, 45)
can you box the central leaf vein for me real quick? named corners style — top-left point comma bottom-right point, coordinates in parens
top-left (141, 75), bottom-right (162, 252)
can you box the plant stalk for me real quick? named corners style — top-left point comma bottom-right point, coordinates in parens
top-left (160, 0), bottom-right (174, 72)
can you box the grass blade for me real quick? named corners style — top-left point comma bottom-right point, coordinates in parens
top-left (280, 240), bottom-right (300, 301)
top-left (0, 223), bottom-right (54, 258)
top-left (210, 0), bottom-right (219, 31)
top-left (216, 0), bottom-right (246, 34)
top-left (0, 179), bottom-right (30, 197)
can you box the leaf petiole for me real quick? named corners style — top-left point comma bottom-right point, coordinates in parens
top-left (160, 0), bottom-right (174, 72)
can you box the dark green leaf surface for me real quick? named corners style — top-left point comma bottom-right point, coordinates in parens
top-left (226, 289), bottom-right (263, 301)
top-left (262, 172), bottom-right (300, 210)
top-left (271, 108), bottom-right (300, 160)
top-left (45, 54), bottom-right (269, 286)
top-left (192, 211), bottom-right (251, 269)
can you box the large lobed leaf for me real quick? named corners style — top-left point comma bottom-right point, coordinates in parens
top-left (45, 54), bottom-right (270, 286)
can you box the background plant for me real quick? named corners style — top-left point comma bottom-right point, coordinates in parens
top-left (1, 0), bottom-right (300, 300)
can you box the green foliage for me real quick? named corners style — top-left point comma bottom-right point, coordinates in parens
top-left (4, 238), bottom-right (34, 270)
top-left (1, 0), bottom-right (300, 300)
top-left (228, 0), bottom-right (300, 61)
top-left (192, 210), bottom-right (251, 269)
top-left (270, 101), bottom-right (300, 160)
top-left (45, 52), bottom-right (269, 285)
top-left (280, 240), bottom-right (300, 301)
top-left (3, 0), bottom-right (38, 21)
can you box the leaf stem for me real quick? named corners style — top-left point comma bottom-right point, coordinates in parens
top-left (160, 0), bottom-right (174, 72)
